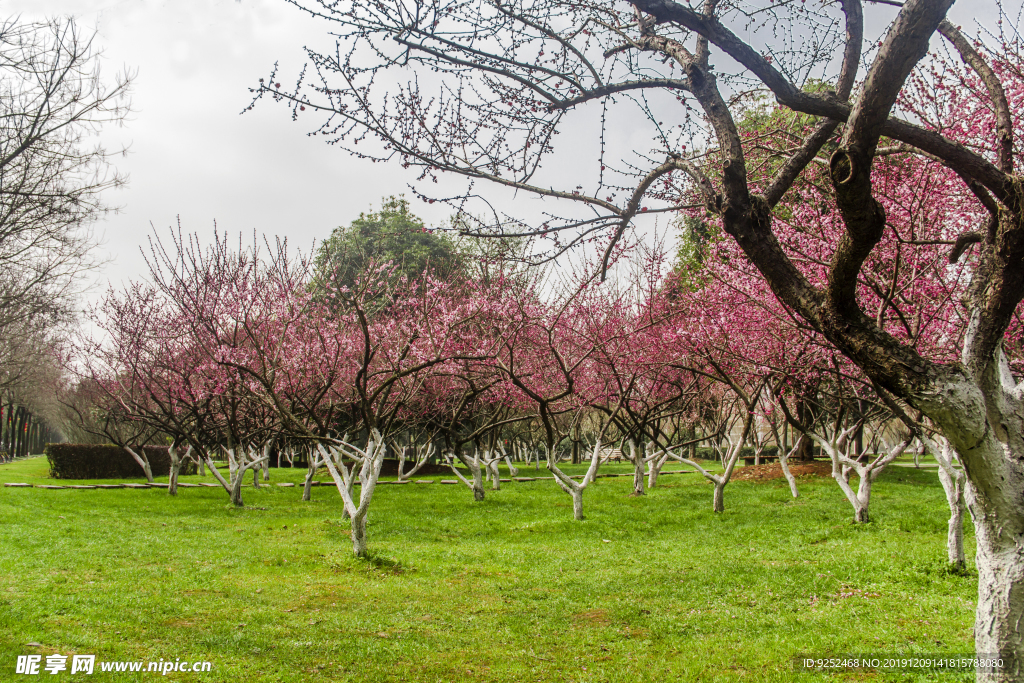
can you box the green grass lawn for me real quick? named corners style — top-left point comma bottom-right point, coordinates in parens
top-left (0, 456), bottom-right (976, 681)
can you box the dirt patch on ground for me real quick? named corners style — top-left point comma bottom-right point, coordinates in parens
top-left (731, 460), bottom-right (833, 482)
top-left (574, 609), bottom-right (610, 627)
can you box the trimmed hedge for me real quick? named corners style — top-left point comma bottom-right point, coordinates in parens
top-left (692, 445), bottom-right (782, 460)
top-left (45, 444), bottom-right (196, 480)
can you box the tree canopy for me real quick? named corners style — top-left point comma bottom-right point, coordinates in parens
top-left (311, 196), bottom-right (463, 293)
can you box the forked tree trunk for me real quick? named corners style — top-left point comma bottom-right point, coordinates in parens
top-left (811, 429), bottom-right (905, 524)
top-left (205, 454), bottom-right (242, 507)
top-left (626, 439), bottom-right (645, 496)
top-left (548, 438), bottom-right (604, 521)
top-left (319, 431), bottom-right (386, 558)
top-left (682, 432), bottom-right (747, 514)
top-left (124, 446), bottom-right (154, 483)
top-left (207, 447), bottom-right (267, 508)
top-left (447, 449), bottom-right (486, 501)
top-left (646, 446), bottom-right (671, 488)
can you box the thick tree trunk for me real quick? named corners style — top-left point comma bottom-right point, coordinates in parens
top-left (448, 449), bottom-right (486, 501)
top-left (230, 473), bottom-right (244, 507)
top-left (302, 465), bottom-right (315, 501)
top-left (626, 440), bottom-right (645, 496)
top-left (854, 473), bottom-right (872, 523)
top-left (168, 459), bottom-right (180, 496)
top-left (470, 458), bottom-right (486, 499)
top-left (712, 482), bottom-right (725, 513)
top-left (571, 489), bottom-right (583, 521)
top-left (351, 512), bottom-right (368, 557)
top-left (914, 358), bottom-right (1024, 681)
top-left (972, 514), bottom-right (1024, 682)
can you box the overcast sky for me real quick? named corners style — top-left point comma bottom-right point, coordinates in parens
top-left (8, 0), bottom-right (1004, 299)
top-left (9, 0), bottom-right (465, 297)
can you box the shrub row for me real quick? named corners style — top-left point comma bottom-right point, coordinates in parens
top-left (692, 445), bottom-right (783, 460)
top-left (45, 444), bottom-right (195, 480)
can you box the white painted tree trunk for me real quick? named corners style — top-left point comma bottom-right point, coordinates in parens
top-left (206, 446), bottom-right (269, 507)
top-left (826, 434), bottom-right (906, 523)
top-left (351, 510), bottom-right (368, 556)
top-left (203, 454), bottom-right (243, 507)
top-left (230, 468), bottom-right (245, 507)
top-left (397, 445), bottom-right (408, 481)
top-left (625, 439), bottom-right (645, 496)
top-left (446, 449), bottom-right (485, 500)
top-left (167, 443), bottom-right (181, 496)
top-left (302, 452), bottom-right (318, 502)
top-left (481, 449), bottom-right (501, 490)
top-left (971, 504), bottom-right (1024, 683)
top-left (909, 345), bottom-right (1024, 680)
top-left (262, 441), bottom-right (272, 481)
top-left (778, 436), bottom-right (801, 499)
top-left (500, 443), bottom-right (518, 477)
top-left (570, 489), bottom-right (583, 519)
top-left (940, 464), bottom-right (966, 571)
top-left (547, 439), bottom-right (604, 520)
top-left (124, 446), bottom-right (154, 483)
top-left (712, 481), bottom-right (725, 513)
top-left (397, 443), bottom-right (434, 482)
top-left (923, 435), bottom-right (967, 572)
top-left (681, 432), bottom-right (746, 513)
top-left (319, 430), bottom-right (387, 557)
top-left (646, 446), bottom-right (671, 488)
top-left (168, 462), bottom-right (181, 494)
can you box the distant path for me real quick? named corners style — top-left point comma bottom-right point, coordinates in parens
top-left (2, 469), bottom-right (695, 490)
